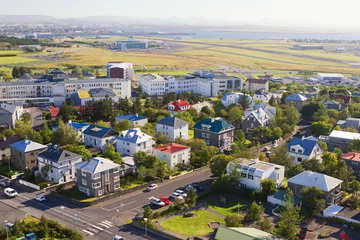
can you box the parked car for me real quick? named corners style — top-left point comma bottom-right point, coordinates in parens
top-left (192, 183), bottom-right (204, 192)
top-left (185, 185), bottom-right (197, 193)
top-left (0, 180), bottom-right (10, 187)
top-left (35, 194), bottom-right (46, 202)
top-left (264, 146), bottom-right (271, 151)
top-left (170, 192), bottom-right (184, 200)
top-left (4, 188), bottom-right (17, 198)
top-left (175, 190), bottom-right (187, 198)
top-left (159, 196), bottom-right (171, 205)
top-left (146, 184), bottom-right (158, 192)
top-left (150, 197), bottom-right (165, 207)
top-left (113, 235), bottom-right (126, 240)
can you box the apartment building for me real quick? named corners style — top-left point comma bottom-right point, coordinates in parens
top-left (106, 62), bottom-right (134, 80)
top-left (10, 140), bottom-right (47, 171)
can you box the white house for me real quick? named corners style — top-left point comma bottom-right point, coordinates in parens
top-left (37, 145), bottom-right (82, 184)
top-left (156, 116), bottom-right (189, 141)
top-left (0, 103), bottom-right (24, 128)
top-left (115, 114), bottom-right (148, 127)
top-left (116, 128), bottom-right (154, 156)
top-left (253, 90), bottom-right (271, 103)
top-left (287, 136), bottom-right (323, 165)
top-left (226, 158), bottom-right (285, 190)
top-left (153, 143), bottom-right (191, 167)
top-left (83, 125), bottom-right (119, 151)
top-left (221, 92), bottom-right (253, 107)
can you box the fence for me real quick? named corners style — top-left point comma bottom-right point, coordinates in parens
top-left (19, 179), bottom-right (40, 190)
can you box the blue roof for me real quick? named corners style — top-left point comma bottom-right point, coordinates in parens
top-left (83, 124), bottom-right (118, 138)
top-left (116, 114), bottom-right (147, 122)
top-left (285, 93), bottom-right (307, 102)
top-left (52, 122), bottom-right (90, 131)
top-left (193, 118), bottom-right (234, 133)
top-left (287, 137), bottom-right (319, 156)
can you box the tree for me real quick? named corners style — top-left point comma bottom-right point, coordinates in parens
top-left (301, 158), bottom-right (323, 172)
top-left (260, 179), bottom-right (277, 197)
top-left (310, 121), bottom-right (332, 136)
top-left (102, 144), bottom-right (123, 164)
top-left (300, 186), bottom-right (326, 214)
top-left (275, 189), bottom-right (301, 240)
top-left (143, 206), bottom-right (154, 220)
top-left (154, 132), bottom-right (171, 144)
top-left (12, 66), bottom-right (19, 78)
top-left (238, 95), bottom-right (250, 110)
top-left (51, 120), bottom-right (79, 146)
top-left (260, 218), bottom-right (274, 233)
top-left (131, 97), bottom-right (143, 115)
top-left (210, 154), bottom-right (234, 177)
top-left (41, 123), bottom-right (53, 144)
top-left (200, 106), bottom-right (215, 117)
top-left (270, 127), bottom-right (283, 140)
top-left (348, 139), bottom-right (360, 152)
top-left (185, 188), bottom-right (197, 207)
top-left (21, 112), bottom-right (32, 123)
top-left (58, 103), bottom-right (78, 122)
top-left (113, 120), bottom-right (133, 132)
top-left (300, 101), bottom-right (323, 119)
top-left (41, 163), bottom-right (51, 179)
top-left (62, 144), bottom-right (92, 160)
top-left (270, 146), bottom-right (294, 170)
top-left (344, 126), bottom-right (358, 133)
top-left (349, 180), bottom-right (360, 194)
top-left (227, 106), bottom-right (243, 128)
top-left (225, 213), bottom-right (243, 227)
top-left (246, 201), bottom-right (264, 221)
top-left (140, 123), bottom-right (156, 137)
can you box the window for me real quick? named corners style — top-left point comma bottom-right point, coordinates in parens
top-left (241, 173), bottom-right (247, 178)
top-left (291, 148), bottom-right (296, 152)
top-left (298, 149), bottom-right (302, 153)
top-left (297, 157), bottom-right (302, 162)
top-left (82, 179), bottom-right (87, 185)
top-left (31, 160), bottom-right (35, 164)
top-left (248, 175), bottom-right (254, 180)
top-left (105, 170), bottom-right (109, 182)
top-left (114, 184), bottom-right (120, 190)
top-left (98, 190), bottom-right (103, 196)
top-left (113, 167), bottom-right (119, 173)
top-left (82, 171), bottom-right (87, 177)
top-left (30, 152), bottom-right (35, 156)
top-left (92, 172), bottom-right (100, 179)
top-left (114, 176), bottom-right (120, 182)
top-left (92, 182), bottom-right (101, 188)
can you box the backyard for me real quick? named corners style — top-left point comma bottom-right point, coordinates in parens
top-left (205, 196), bottom-right (248, 216)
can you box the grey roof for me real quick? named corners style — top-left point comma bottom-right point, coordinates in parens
top-left (10, 140), bottom-right (47, 153)
top-left (156, 116), bottom-right (188, 127)
top-left (89, 88), bottom-right (116, 97)
top-left (19, 73), bottom-right (34, 80)
top-left (244, 108), bottom-right (270, 124)
top-left (38, 145), bottom-right (81, 163)
top-left (139, 74), bottom-right (167, 82)
top-left (0, 103), bottom-right (18, 114)
top-left (74, 157), bottom-right (120, 174)
top-left (285, 93), bottom-right (307, 102)
top-left (246, 78), bottom-right (268, 84)
top-left (288, 171), bottom-right (342, 192)
top-left (253, 103), bottom-right (276, 119)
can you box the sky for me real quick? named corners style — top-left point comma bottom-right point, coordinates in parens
top-left (1, 0), bottom-right (359, 28)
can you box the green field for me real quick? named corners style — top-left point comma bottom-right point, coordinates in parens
top-left (205, 197), bottom-right (247, 216)
top-left (0, 50), bottom-right (25, 55)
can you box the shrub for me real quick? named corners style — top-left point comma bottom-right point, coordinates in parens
top-left (153, 212), bottom-right (161, 219)
top-left (183, 212), bottom-right (195, 218)
top-left (38, 182), bottom-right (55, 189)
top-left (56, 184), bottom-right (65, 192)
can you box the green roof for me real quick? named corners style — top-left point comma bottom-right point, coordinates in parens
top-left (193, 118), bottom-right (233, 133)
top-left (215, 225), bottom-right (283, 240)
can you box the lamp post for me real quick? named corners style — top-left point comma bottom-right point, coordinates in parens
top-left (74, 214), bottom-right (77, 228)
top-left (143, 218), bottom-right (148, 236)
top-left (4, 220), bottom-right (8, 240)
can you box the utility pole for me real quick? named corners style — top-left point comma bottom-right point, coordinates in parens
top-left (4, 221), bottom-right (8, 240)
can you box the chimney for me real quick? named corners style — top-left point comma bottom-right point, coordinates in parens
top-left (68, 120), bottom-right (72, 125)
top-left (255, 158), bottom-right (259, 163)
top-left (135, 113), bottom-right (138, 117)
top-left (302, 135), bottom-right (305, 140)
top-left (177, 99), bottom-right (180, 103)
top-left (3, 136), bottom-right (6, 141)
top-left (211, 118), bottom-right (215, 123)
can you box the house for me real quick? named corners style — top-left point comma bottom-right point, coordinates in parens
top-left (156, 115), bottom-right (189, 141)
top-left (252, 103), bottom-right (276, 119)
top-left (242, 108), bottom-right (271, 136)
top-left (319, 100), bottom-right (344, 111)
top-left (245, 78), bottom-right (269, 91)
top-left (226, 158), bottom-right (285, 191)
top-left (215, 225), bottom-right (283, 240)
top-left (323, 130), bottom-right (360, 152)
top-left (116, 128), bottom-right (153, 156)
top-left (10, 140), bottom-right (47, 171)
top-left (37, 145), bottom-right (82, 184)
top-left (221, 92), bottom-right (253, 107)
top-left (193, 118), bottom-right (235, 150)
top-left (70, 88), bottom-right (119, 106)
top-left (253, 90), bottom-right (271, 102)
top-left (165, 99), bottom-right (191, 114)
top-left (287, 136), bottom-right (323, 165)
top-left (284, 93), bottom-right (308, 111)
top-left (121, 156), bottom-right (137, 177)
top-left (115, 114), bottom-right (148, 127)
top-left (50, 107), bottom-right (60, 119)
top-left (0, 103), bottom-right (24, 128)
top-left (336, 118), bottom-right (360, 132)
top-left (288, 171), bottom-right (343, 204)
top-left (342, 152), bottom-right (360, 179)
top-left (83, 125), bottom-right (119, 152)
top-left (267, 189), bottom-right (302, 206)
top-left (153, 143), bottom-right (191, 167)
top-left (0, 136), bottom-right (22, 162)
top-left (74, 157), bottom-right (121, 197)
top-left (52, 120), bottom-right (90, 142)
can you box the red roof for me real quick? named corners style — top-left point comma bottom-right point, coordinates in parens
top-left (166, 99), bottom-right (191, 112)
top-left (154, 143), bottom-right (190, 154)
top-left (342, 152), bottom-right (360, 162)
top-left (50, 107), bottom-right (60, 118)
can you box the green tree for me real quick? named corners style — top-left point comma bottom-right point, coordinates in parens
top-left (41, 123), bottom-right (53, 144)
top-left (348, 139), bottom-right (360, 152)
top-left (210, 154), bottom-right (234, 177)
top-left (270, 146), bottom-right (294, 170)
top-left (349, 180), bottom-right (360, 194)
top-left (238, 95), bottom-right (250, 110)
top-left (270, 127), bottom-right (283, 140)
top-left (227, 105), bottom-right (243, 128)
top-left (58, 103), bottom-right (78, 122)
top-left (95, 120), bottom-right (109, 128)
top-left (12, 66), bottom-right (19, 78)
top-left (102, 144), bottom-right (123, 164)
top-left (51, 120), bottom-right (79, 146)
top-left (225, 213), bottom-right (243, 227)
top-left (21, 112), bottom-right (32, 123)
top-left (72, 66), bottom-right (82, 74)
top-left (154, 132), bottom-right (171, 144)
top-left (200, 106), bottom-right (215, 117)
top-left (62, 144), bottom-right (92, 160)
top-left (300, 101), bottom-right (323, 119)
top-left (140, 123), bottom-right (156, 137)
top-left (301, 158), bottom-right (323, 172)
top-left (300, 186), bottom-right (326, 214)
top-left (185, 188), bottom-right (197, 207)
top-left (310, 121), bottom-right (332, 136)
top-left (113, 120), bottom-right (133, 132)
top-left (344, 126), bottom-right (358, 133)
top-left (246, 201), bottom-right (264, 221)
top-left (260, 178), bottom-right (277, 197)
top-left (143, 206), bottom-right (154, 220)
top-left (260, 218), bottom-right (274, 233)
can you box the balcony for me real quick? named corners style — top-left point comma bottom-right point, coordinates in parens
top-left (331, 190), bottom-right (343, 204)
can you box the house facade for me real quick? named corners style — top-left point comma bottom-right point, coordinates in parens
top-left (74, 157), bottom-right (121, 197)
top-left (83, 125), bottom-right (119, 151)
top-left (324, 130), bottom-right (360, 152)
top-left (226, 158), bottom-right (285, 190)
top-left (253, 90), bottom-right (271, 103)
top-left (115, 114), bottom-right (148, 127)
top-left (153, 143), bottom-right (191, 167)
top-left (0, 136), bottom-right (22, 162)
top-left (221, 92), bottom-right (253, 107)
top-left (156, 116), bottom-right (189, 141)
top-left (38, 145), bottom-right (82, 184)
top-left (242, 108), bottom-right (271, 136)
top-left (288, 171), bottom-right (343, 204)
top-left (245, 78), bottom-right (269, 91)
top-left (116, 128), bottom-right (153, 156)
top-left (0, 103), bottom-right (24, 128)
top-left (284, 93), bottom-right (308, 111)
top-left (165, 99), bottom-right (191, 114)
top-left (342, 152), bottom-right (360, 179)
top-left (193, 118), bottom-right (235, 150)
top-left (10, 140), bottom-right (47, 170)
top-left (287, 136), bottom-right (323, 165)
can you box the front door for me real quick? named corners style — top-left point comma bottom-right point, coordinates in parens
top-left (106, 184), bottom-right (110, 193)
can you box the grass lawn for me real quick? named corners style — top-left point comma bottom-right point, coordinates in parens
top-left (188, 129), bottom-right (194, 139)
top-left (206, 197), bottom-right (247, 216)
top-left (59, 188), bottom-right (104, 203)
top-left (0, 164), bottom-right (21, 177)
top-left (0, 50), bottom-right (25, 55)
top-left (160, 210), bottom-right (225, 236)
top-left (120, 175), bottom-right (147, 190)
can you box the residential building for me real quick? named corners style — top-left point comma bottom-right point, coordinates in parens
top-left (253, 90), bottom-right (271, 102)
top-left (284, 93), bottom-right (307, 111)
top-left (336, 118), bottom-right (360, 131)
top-left (0, 103), bottom-right (23, 128)
top-left (37, 145), bottom-right (82, 184)
top-left (165, 99), bottom-right (191, 114)
top-left (245, 78), bottom-right (269, 91)
top-left (156, 115), bottom-right (189, 141)
top-left (52, 121), bottom-right (90, 142)
top-left (215, 225), bottom-right (283, 240)
top-left (138, 73), bottom-right (169, 96)
top-left (288, 171), bottom-right (343, 204)
top-left (83, 125), bottom-right (119, 151)
top-left (342, 152), bottom-right (360, 179)
top-left (251, 103), bottom-right (276, 119)
top-left (242, 108), bottom-right (271, 136)
top-left (221, 92), bottom-right (253, 107)
top-left (115, 114), bottom-right (148, 127)
top-left (153, 143), bottom-right (191, 167)
top-left (322, 130), bottom-right (360, 152)
top-left (226, 158), bottom-right (285, 190)
top-left (317, 73), bottom-right (345, 84)
top-left (70, 88), bottom-right (120, 106)
top-left (319, 100), bottom-right (344, 111)
top-left (287, 136), bottom-right (323, 164)
top-left (74, 157), bottom-right (121, 197)
top-left (0, 136), bottom-right (22, 162)
top-left (121, 156), bottom-right (137, 177)
top-left (116, 128), bottom-right (153, 156)
top-left (193, 118), bottom-right (235, 150)
top-left (10, 140), bottom-right (47, 170)
top-left (106, 62), bottom-right (134, 80)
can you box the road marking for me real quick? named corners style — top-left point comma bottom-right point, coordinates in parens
top-left (87, 228), bottom-right (99, 233)
top-left (98, 223), bottom-right (110, 228)
top-left (103, 220), bottom-right (113, 226)
top-left (82, 230), bottom-right (94, 236)
top-left (105, 200), bottom-right (137, 211)
top-left (89, 224), bottom-right (104, 231)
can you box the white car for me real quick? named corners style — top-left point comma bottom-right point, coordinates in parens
top-left (35, 195), bottom-right (46, 202)
top-left (171, 192), bottom-right (184, 200)
top-left (146, 184), bottom-right (158, 192)
top-left (150, 197), bottom-right (165, 207)
top-left (175, 190), bottom-right (187, 198)
top-left (113, 235), bottom-right (126, 240)
top-left (185, 185), bottom-right (197, 193)
top-left (4, 188), bottom-right (17, 198)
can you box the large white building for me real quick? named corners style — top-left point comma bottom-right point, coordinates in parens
top-left (317, 73), bottom-right (345, 83)
top-left (138, 73), bottom-right (243, 97)
top-left (116, 128), bottom-right (154, 156)
top-left (153, 143), bottom-right (191, 167)
top-left (227, 158), bottom-right (285, 190)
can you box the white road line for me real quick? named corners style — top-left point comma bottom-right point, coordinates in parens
top-left (89, 224), bottom-right (104, 231)
top-left (101, 222), bottom-right (113, 227)
top-left (98, 223), bottom-right (110, 228)
top-left (82, 230), bottom-right (94, 236)
top-left (105, 200), bottom-right (137, 211)
top-left (87, 228), bottom-right (99, 233)
top-left (103, 220), bottom-right (113, 225)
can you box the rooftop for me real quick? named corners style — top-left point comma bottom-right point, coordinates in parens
top-left (318, 73), bottom-right (345, 78)
top-left (116, 114), bottom-right (147, 122)
top-left (38, 145), bottom-right (81, 163)
top-left (342, 152), bottom-right (360, 163)
top-left (288, 136), bottom-right (320, 156)
top-left (194, 118), bottom-right (234, 133)
top-left (75, 157), bottom-right (120, 174)
top-left (117, 128), bottom-right (152, 144)
top-left (215, 225), bottom-right (282, 240)
top-left (329, 130), bottom-right (360, 141)
top-left (10, 140), bottom-right (47, 153)
top-left (83, 124), bottom-right (118, 138)
top-left (238, 158), bottom-right (279, 171)
top-left (246, 78), bottom-right (268, 84)
top-left (89, 88), bottom-right (117, 97)
top-left (78, 90), bottom-right (91, 99)
top-left (285, 93), bottom-right (307, 102)
top-left (288, 171), bottom-right (343, 192)
top-left (139, 73), bottom-right (166, 82)
top-left (157, 115), bottom-right (188, 127)
top-left (154, 143), bottom-right (190, 154)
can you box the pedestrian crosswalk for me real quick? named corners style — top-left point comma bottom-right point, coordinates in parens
top-left (82, 220), bottom-right (114, 236)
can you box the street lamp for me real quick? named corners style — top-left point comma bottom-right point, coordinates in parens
top-left (143, 218), bottom-right (148, 236)
top-left (4, 220), bottom-right (8, 240)
top-left (74, 214), bottom-right (77, 228)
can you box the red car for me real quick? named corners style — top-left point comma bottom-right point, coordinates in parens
top-left (160, 196), bottom-right (171, 205)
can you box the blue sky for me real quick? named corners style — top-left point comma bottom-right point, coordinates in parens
top-left (1, 0), bottom-right (359, 28)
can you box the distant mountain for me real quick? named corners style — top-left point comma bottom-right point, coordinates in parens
top-left (0, 14), bottom-right (57, 23)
